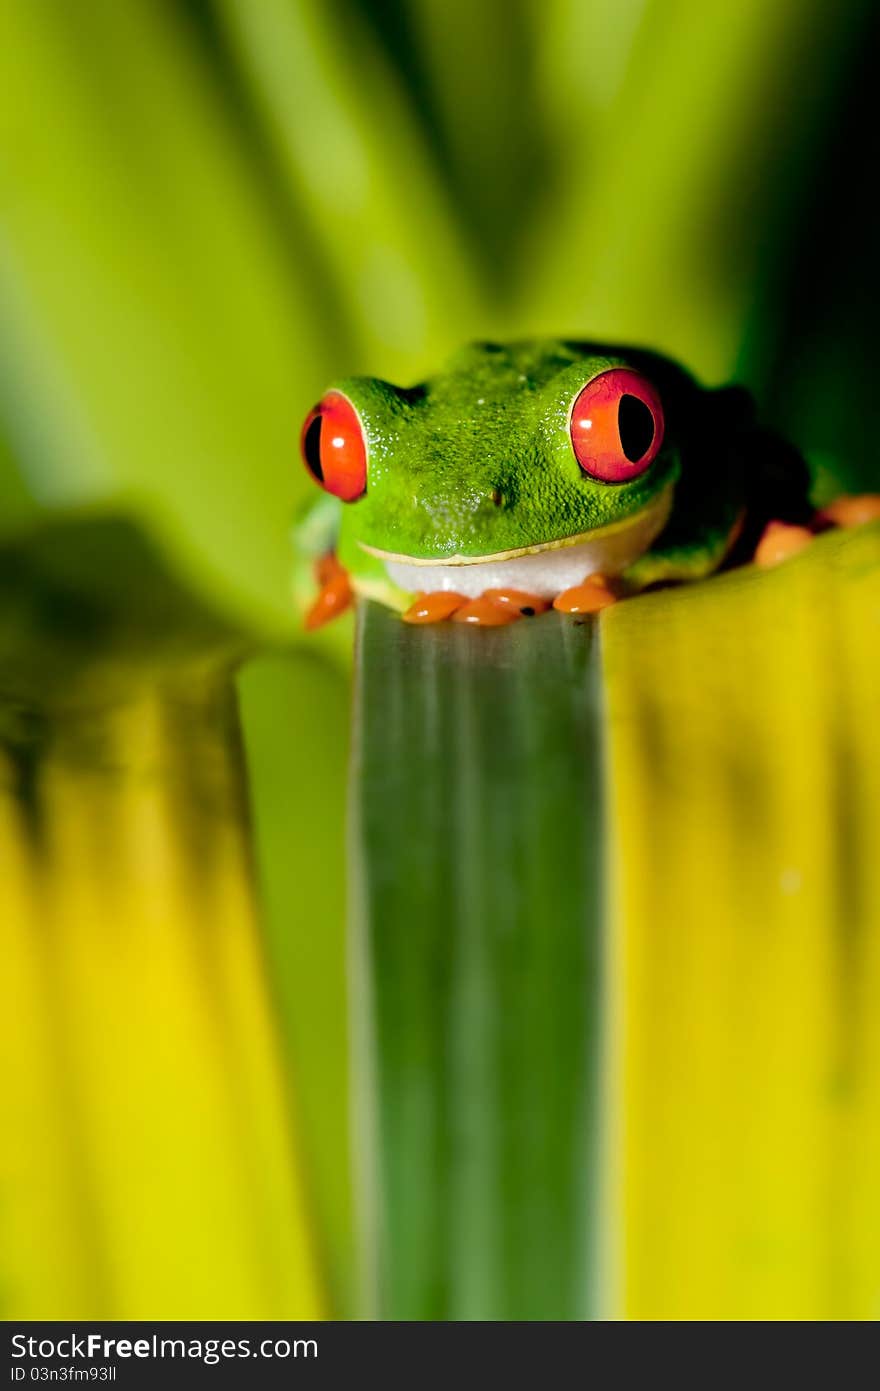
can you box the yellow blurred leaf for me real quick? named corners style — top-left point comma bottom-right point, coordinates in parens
top-left (0, 516), bottom-right (325, 1318)
top-left (602, 523), bottom-right (880, 1318)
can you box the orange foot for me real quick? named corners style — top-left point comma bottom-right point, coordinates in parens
top-left (816, 494), bottom-right (880, 528)
top-left (754, 493), bottom-right (880, 570)
top-left (402, 588), bottom-right (549, 626)
top-left (305, 553), bottom-right (354, 629)
top-left (552, 574), bottom-right (618, 614)
top-left (402, 592), bottom-right (468, 624)
top-left (754, 520), bottom-right (813, 568)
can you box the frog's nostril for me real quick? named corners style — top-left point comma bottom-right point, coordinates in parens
top-left (490, 488), bottom-right (504, 508)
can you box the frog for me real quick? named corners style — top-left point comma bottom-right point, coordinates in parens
top-left (294, 339), bottom-right (879, 628)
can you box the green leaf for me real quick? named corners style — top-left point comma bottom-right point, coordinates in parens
top-left (215, 0), bottom-right (485, 378)
top-left (522, 0), bottom-right (865, 385)
top-left (0, 0), bottom-right (327, 632)
top-left (350, 603), bottom-right (604, 1319)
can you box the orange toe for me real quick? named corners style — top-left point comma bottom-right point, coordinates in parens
top-left (754, 520), bottom-right (813, 568)
top-left (553, 574), bottom-right (618, 614)
top-left (481, 588), bottom-right (550, 617)
top-left (452, 596), bottom-right (522, 626)
top-left (402, 592), bottom-right (467, 624)
top-left (816, 494), bottom-right (880, 528)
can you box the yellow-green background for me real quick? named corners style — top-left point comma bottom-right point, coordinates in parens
top-left (1, 0), bottom-right (877, 1319)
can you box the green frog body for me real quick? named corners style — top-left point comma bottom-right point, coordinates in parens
top-left (296, 339), bottom-right (826, 627)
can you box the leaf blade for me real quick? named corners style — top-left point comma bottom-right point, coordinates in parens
top-left (351, 604), bottom-right (605, 1319)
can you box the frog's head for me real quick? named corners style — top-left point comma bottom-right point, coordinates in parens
top-left (300, 340), bottom-right (702, 563)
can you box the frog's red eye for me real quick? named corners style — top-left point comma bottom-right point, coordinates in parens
top-left (301, 391), bottom-right (367, 501)
top-left (570, 368), bottom-right (664, 483)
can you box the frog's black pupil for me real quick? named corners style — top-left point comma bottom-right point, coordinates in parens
top-left (304, 413), bottom-right (324, 482)
top-left (618, 394), bottom-right (655, 463)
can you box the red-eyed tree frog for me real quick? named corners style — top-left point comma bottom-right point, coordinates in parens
top-left (295, 340), bottom-right (879, 627)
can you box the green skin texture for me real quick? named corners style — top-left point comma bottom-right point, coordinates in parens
top-left (297, 339), bottom-right (764, 609)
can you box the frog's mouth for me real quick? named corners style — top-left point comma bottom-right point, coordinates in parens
top-left (359, 483), bottom-right (673, 600)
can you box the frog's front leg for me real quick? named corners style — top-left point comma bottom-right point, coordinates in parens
top-left (305, 553), bottom-right (354, 629)
top-left (620, 509), bottom-right (744, 592)
top-left (292, 493), bottom-right (354, 629)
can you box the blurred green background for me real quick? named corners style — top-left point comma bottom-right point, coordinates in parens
top-left (0, 0), bottom-right (877, 1320)
top-left (3, 0), bottom-right (877, 617)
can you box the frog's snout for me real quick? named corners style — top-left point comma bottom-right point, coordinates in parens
top-left (472, 485), bottom-right (509, 523)
top-left (421, 483), bottom-right (506, 525)
top-left (405, 477), bottom-right (514, 555)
